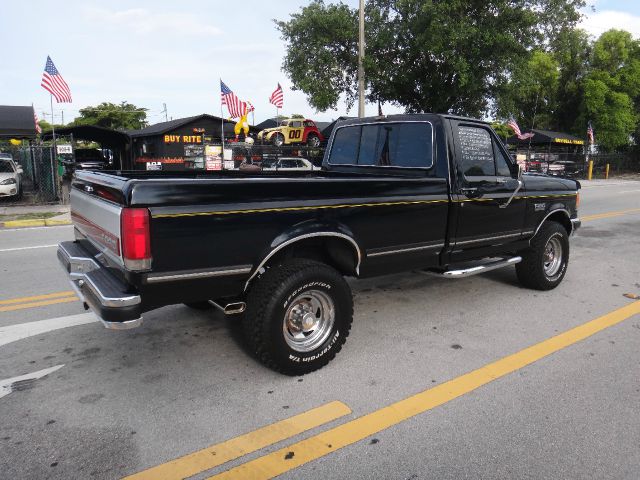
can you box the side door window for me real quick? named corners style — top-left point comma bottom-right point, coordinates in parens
top-left (458, 125), bottom-right (514, 180)
top-left (458, 126), bottom-right (496, 178)
top-left (494, 141), bottom-right (512, 177)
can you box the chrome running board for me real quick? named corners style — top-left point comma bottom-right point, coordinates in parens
top-left (424, 256), bottom-right (522, 278)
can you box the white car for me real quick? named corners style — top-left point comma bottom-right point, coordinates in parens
top-left (261, 157), bottom-right (320, 172)
top-left (0, 154), bottom-right (23, 199)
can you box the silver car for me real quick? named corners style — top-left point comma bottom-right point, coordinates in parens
top-left (0, 154), bottom-right (23, 199)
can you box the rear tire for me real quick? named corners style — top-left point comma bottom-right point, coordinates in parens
top-left (516, 222), bottom-right (569, 290)
top-left (243, 259), bottom-right (353, 375)
top-left (307, 134), bottom-right (320, 147)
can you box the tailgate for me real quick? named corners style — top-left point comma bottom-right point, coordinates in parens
top-left (70, 173), bottom-right (128, 267)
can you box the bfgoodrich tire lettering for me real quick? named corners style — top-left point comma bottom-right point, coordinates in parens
top-left (516, 221), bottom-right (570, 290)
top-left (243, 259), bottom-right (353, 375)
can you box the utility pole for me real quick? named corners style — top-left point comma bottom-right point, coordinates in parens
top-left (161, 103), bottom-right (168, 122)
top-left (61, 110), bottom-right (64, 126)
top-left (358, 0), bottom-right (365, 118)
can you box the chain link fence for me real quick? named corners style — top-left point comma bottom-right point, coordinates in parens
top-left (516, 151), bottom-right (640, 179)
top-left (12, 146), bottom-right (62, 203)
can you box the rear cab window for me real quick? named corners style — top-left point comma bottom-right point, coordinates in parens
top-left (328, 122), bottom-right (433, 169)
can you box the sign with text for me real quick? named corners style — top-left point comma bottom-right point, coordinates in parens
top-left (205, 145), bottom-right (222, 171)
top-left (57, 144), bottom-right (72, 154)
top-left (164, 134), bottom-right (202, 144)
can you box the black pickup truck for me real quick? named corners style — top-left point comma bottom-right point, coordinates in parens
top-left (58, 114), bottom-right (581, 375)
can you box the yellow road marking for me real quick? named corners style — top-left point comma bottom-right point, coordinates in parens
top-left (123, 401), bottom-right (351, 480)
top-left (0, 296), bottom-right (78, 312)
top-left (210, 301), bottom-right (640, 480)
top-left (0, 291), bottom-right (75, 306)
top-left (582, 208), bottom-right (640, 222)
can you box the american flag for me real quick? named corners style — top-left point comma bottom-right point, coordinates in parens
top-left (507, 116), bottom-right (534, 140)
top-left (34, 109), bottom-right (42, 134)
top-left (41, 56), bottom-right (72, 103)
top-left (269, 83), bottom-right (283, 109)
top-left (220, 80), bottom-right (249, 118)
top-left (246, 101), bottom-right (255, 114)
top-left (587, 121), bottom-right (594, 144)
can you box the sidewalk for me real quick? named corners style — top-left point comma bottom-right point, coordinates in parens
top-left (0, 205), bottom-right (71, 228)
top-left (0, 204), bottom-right (69, 215)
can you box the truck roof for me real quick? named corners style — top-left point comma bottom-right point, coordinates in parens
top-left (334, 113), bottom-right (490, 127)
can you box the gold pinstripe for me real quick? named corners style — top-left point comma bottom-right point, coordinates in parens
top-left (152, 193), bottom-right (577, 219)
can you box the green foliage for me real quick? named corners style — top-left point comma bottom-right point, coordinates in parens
top-left (497, 50), bottom-right (559, 130)
top-left (496, 28), bottom-right (640, 151)
top-left (276, 0), bottom-right (585, 116)
top-left (491, 122), bottom-right (512, 141)
top-left (581, 30), bottom-right (640, 151)
top-left (38, 119), bottom-right (64, 133)
top-left (72, 102), bottom-right (148, 130)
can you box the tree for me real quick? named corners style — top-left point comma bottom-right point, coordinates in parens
top-left (496, 50), bottom-right (560, 131)
top-left (550, 28), bottom-right (591, 133)
top-left (582, 30), bottom-right (640, 151)
top-left (276, 0), bottom-right (585, 116)
top-left (72, 102), bottom-right (148, 130)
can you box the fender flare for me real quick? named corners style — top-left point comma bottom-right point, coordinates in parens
top-left (532, 207), bottom-right (571, 238)
top-left (244, 223), bottom-right (362, 290)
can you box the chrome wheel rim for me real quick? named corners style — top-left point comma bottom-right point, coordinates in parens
top-left (308, 136), bottom-right (320, 147)
top-left (283, 289), bottom-right (335, 353)
top-left (543, 236), bottom-right (563, 277)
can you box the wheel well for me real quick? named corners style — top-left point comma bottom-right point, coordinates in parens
top-left (543, 211), bottom-right (572, 235)
top-left (261, 236), bottom-right (359, 277)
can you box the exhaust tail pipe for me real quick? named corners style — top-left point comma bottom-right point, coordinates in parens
top-left (209, 300), bottom-right (246, 315)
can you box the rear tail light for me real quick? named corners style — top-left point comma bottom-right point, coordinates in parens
top-left (121, 208), bottom-right (152, 270)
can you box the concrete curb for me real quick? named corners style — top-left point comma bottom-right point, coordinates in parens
top-left (2, 219), bottom-right (72, 228)
top-left (44, 219), bottom-right (72, 226)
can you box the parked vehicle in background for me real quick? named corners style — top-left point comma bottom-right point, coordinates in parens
top-left (73, 148), bottom-right (110, 170)
top-left (257, 118), bottom-right (325, 147)
top-left (0, 154), bottom-right (23, 199)
top-left (58, 114), bottom-right (581, 375)
top-left (261, 157), bottom-right (319, 171)
top-left (550, 161), bottom-right (582, 178)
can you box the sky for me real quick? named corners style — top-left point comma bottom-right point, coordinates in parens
top-left (1, 0), bottom-right (639, 127)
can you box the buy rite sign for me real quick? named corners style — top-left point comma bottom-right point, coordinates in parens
top-left (164, 134), bottom-right (202, 143)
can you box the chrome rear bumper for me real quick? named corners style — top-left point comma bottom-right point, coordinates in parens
top-left (57, 241), bottom-right (143, 329)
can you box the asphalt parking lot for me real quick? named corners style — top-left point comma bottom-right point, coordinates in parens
top-left (1, 179), bottom-right (639, 480)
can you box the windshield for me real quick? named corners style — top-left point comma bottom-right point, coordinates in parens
top-left (0, 160), bottom-right (15, 173)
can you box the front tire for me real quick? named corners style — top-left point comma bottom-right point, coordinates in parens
top-left (243, 259), bottom-right (353, 375)
top-left (516, 222), bottom-right (569, 290)
top-left (272, 133), bottom-right (285, 147)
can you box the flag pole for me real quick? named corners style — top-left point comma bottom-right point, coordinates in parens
top-left (50, 94), bottom-right (56, 146)
top-left (49, 93), bottom-right (60, 202)
top-left (220, 80), bottom-right (225, 152)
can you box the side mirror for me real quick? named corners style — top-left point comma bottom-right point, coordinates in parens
top-left (16, 166), bottom-right (23, 174)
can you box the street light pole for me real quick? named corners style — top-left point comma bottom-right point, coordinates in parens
top-left (358, 0), bottom-right (365, 118)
